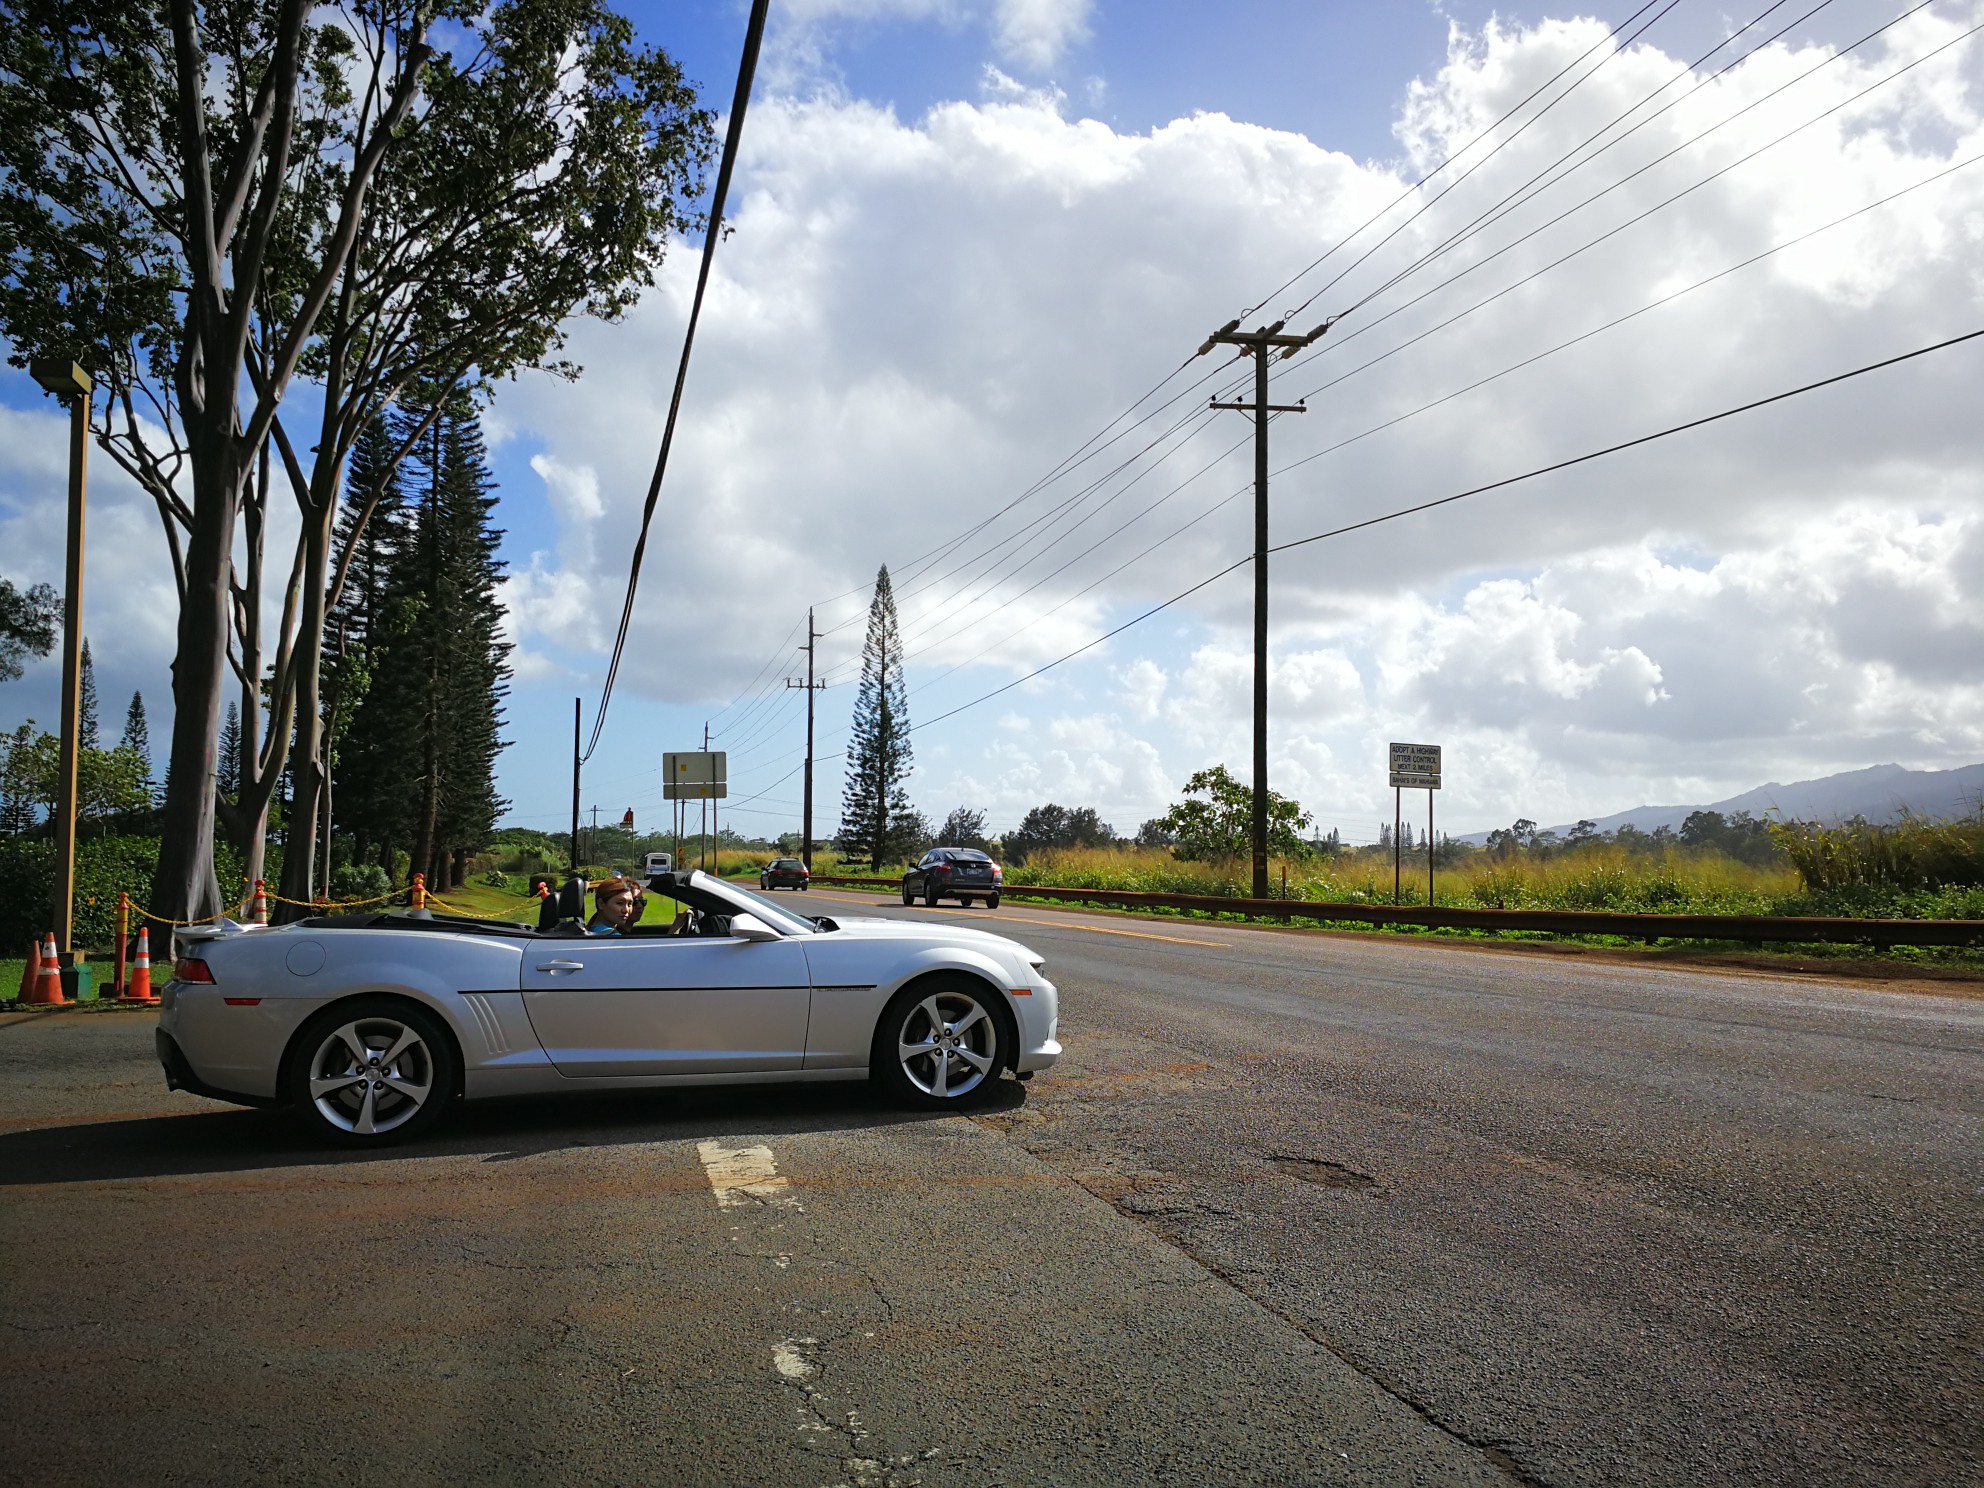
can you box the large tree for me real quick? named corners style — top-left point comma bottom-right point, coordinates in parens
top-left (1158, 765), bottom-right (1311, 863)
top-left (330, 394), bottom-right (508, 895)
top-left (1003, 804), bottom-right (1115, 865)
top-left (0, 0), bottom-right (713, 927)
top-left (121, 691), bottom-right (155, 803)
top-left (838, 566), bottom-right (917, 870)
top-left (0, 577), bottom-right (59, 683)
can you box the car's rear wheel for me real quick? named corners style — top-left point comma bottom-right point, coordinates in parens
top-left (283, 997), bottom-right (458, 1146)
top-left (873, 977), bottom-right (1009, 1107)
top-left (925, 886), bottom-right (942, 906)
top-left (988, 892), bottom-right (1001, 909)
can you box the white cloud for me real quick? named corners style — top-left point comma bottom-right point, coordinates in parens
top-left (990, 0), bottom-right (1091, 71)
top-left (488, 8), bottom-right (1984, 832)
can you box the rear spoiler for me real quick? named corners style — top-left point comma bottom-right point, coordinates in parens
top-left (172, 917), bottom-right (262, 959)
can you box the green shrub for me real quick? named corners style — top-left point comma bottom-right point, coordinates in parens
top-left (331, 862), bottom-right (393, 904)
top-left (0, 834), bottom-right (246, 951)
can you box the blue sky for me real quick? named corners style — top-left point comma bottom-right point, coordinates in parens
top-left (3, 0), bottom-right (1980, 849)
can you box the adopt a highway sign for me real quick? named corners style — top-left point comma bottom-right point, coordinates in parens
top-left (1389, 742), bottom-right (1442, 790)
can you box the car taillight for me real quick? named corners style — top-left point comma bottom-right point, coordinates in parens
top-left (174, 957), bottom-right (215, 984)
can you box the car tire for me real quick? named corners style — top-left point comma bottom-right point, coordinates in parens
top-left (872, 976), bottom-right (1010, 1108)
top-left (901, 886), bottom-right (914, 906)
top-left (925, 888), bottom-right (942, 906)
top-left (282, 996), bottom-right (459, 1147)
top-left (987, 893), bottom-right (1001, 909)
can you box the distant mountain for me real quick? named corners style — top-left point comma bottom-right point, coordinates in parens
top-left (1459, 762), bottom-right (1984, 844)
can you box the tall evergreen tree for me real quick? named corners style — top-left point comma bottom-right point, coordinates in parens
top-left (331, 416), bottom-right (407, 650)
top-left (78, 638), bottom-right (99, 747)
top-left (338, 395), bottom-right (509, 887)
top-left (217, 702), bottom-right (241, 804)
top-left (121, 691), bottom-right (153, 801)
top-left (837, 565), bottom-right (915, 869)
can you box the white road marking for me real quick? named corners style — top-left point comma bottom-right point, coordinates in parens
top-left (697, 1140), bottom-right (801, 1210)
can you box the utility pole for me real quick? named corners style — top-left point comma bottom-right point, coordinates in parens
top-left (1200, 316), bottom-right (1326, 899)
top-left (570, 698), bottom-right (582, 875)
top-left (701, 722), bottom-right (711, 871)
top-left (29, 359), bottom-right (91, 961)
top-left (786, 607), bottom-right (825, 869)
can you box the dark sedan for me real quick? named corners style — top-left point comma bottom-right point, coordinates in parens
top-left (759, 857), bottom-right (811, 891)
top-left (903, 848), bottom-right (1003, 908)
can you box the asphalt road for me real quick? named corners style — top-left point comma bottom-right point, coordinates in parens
top-left (2, 891), bottom-right (1979, 1486)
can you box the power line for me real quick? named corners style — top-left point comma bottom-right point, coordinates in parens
top-left (1280, 147), bottom-right (1984, 469)
top-left (879, 0), bottom-right (1913, 669)
top-left (1301, 0), bottom-right (1839, 323)
top-left (583, 0), bottom-right (770, 763)
top-left (1274, 0), bottom-right (1686, 325)
top-left (1269, 326), bottom-right (1984, 557)
top-left (1320, 0), bottom-right (1974, 350)
top-left (878, 325), bottom-right (1984, 749)
top-left (1241, 0), bottom-right (1676, 321)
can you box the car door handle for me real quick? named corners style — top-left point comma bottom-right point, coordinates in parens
top-left (536, 959), bottom-right (585, 972)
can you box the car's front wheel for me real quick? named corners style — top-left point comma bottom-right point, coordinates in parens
top-left (873, 977), bottom-right (1009, 1107)
top-left (901, 885), bottom-right (914, 905)
top-left (283, 997), bottom-right (459, 1146)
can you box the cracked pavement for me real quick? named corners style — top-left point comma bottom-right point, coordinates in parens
top-left (2, 892), bottom-right (1979, 1486)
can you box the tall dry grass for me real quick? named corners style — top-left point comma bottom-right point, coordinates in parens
top-left (1007, 842), bottom-right (1801, 913)
top-left (1770, 813), bottom-right (1984, 892)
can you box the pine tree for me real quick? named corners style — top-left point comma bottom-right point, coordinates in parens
top-left (340, 394), bottom-right (509, 885)
top-left (121, 691), bottom-right (153, 800)
top-left (78, 638), bottom-right (99, 747)
top-left (217, 702), bottom-right (240, 802)
top-left (331, 415), bottom-right (406, 650)
top-left (837, 565), bottom-right (915, 869)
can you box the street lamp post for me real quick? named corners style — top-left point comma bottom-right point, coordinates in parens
top-left (29, 359), bottom-right (93, 977)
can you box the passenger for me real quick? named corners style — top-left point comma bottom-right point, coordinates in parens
top-left (587, 877), bottom-right (645, 935)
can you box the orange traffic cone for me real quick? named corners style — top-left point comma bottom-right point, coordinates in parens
top-left (17, 938), bottom-right (41, 1002)
top-left (249, 879), bottom-right (269, 924)
top-left (27, 933), bottom-right (64, 1006)
top-left (120, 928), bottom-right (156, 1005)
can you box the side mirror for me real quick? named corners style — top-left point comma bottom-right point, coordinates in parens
top-left (729, 912), bottom-right (781, 943)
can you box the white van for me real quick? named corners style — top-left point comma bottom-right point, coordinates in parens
top-left (641, 851), bottom-right (673, 876)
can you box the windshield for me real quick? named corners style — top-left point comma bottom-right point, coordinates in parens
top-left (695, 874), bottom-right (821, 935)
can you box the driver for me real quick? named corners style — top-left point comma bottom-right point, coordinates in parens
top-left (586, 877), bottom-right (645, 935)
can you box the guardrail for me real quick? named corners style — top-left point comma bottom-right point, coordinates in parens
top-left (810, 876), bottom-right (1984, 950)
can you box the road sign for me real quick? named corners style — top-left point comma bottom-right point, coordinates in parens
top-left (663, 751), bottom-right (728, 800)
top-left (1389, 742), bottom-right (1441, 790)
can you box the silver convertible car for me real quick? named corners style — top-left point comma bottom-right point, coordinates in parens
top-left (155, 871), bottom-right (1060, 1145)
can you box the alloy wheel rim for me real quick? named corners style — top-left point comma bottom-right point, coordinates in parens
top-left (307, 1017), bottom-right (434, 1135)
top-left (896, 991), bottom-right (996, 1098)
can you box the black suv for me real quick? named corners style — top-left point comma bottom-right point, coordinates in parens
top-left (902, 848), bottom-right (1002, 908)
top-left (759, 857), bottom-right (810, 891)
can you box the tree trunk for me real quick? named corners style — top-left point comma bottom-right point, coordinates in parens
top-left (276, 499), bottom-right (335, 919)
top-left (148, 443), bottom-right (242, 930)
